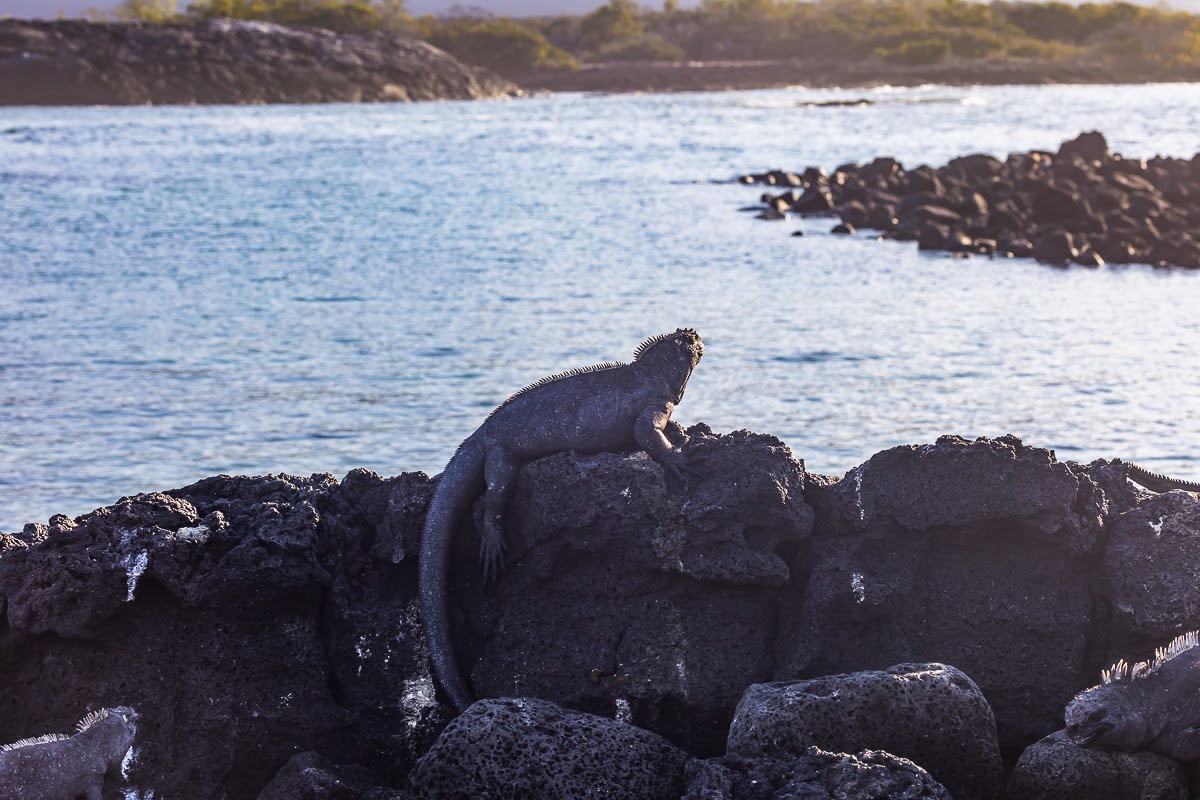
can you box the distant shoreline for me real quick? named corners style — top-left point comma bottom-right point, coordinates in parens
top-left (513, 56), bottom-right (1181, 95)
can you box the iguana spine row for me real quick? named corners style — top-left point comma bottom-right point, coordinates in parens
top-left (1125, 462), bottom-right (1200, 493)
top-left (1101, 630), bottom-right (1200, 684)
top-left (0, 708), bottom-right (112, 752)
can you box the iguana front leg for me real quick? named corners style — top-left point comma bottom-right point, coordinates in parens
top-left (481, 445), bottom-right (517, 582)
top-left (635, 402), bottom-right (697, 490)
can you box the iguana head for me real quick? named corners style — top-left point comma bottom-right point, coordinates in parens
top-left (1066, 631), bottom-right (1200, 760)
top-left (78, 707), bottom-right (138, 765)
top-left (634, 328), bottom-right (704, 403)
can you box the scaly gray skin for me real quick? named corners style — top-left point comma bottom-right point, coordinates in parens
top-left (1123, 461), bottom-right (1200, 493)
top-left (1066, 632), bottom-right (1200, 760)
top-left (0, 707), bottom-right (138, 800)
top-left (419, 329), bottom-right (705, 712)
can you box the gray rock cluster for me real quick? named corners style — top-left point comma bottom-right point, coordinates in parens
top-left (3, 429), bottom-right (1200, 797)
top-left (0, 19), bottom-right (518, 105)
top-left (740, 131), bottom-right (1200, 269)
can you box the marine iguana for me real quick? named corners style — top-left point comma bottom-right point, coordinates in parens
top-left (419, 329), bottom-right (705, 712)
top-left (1065, 631), bottom-right (1200, 760)
top-left (0, 706), bottom-right (137, 800)
top-left (1120, 461), bottom-right (1200, 494)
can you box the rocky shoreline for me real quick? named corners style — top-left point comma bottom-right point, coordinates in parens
top-left (3, 430), bottom-right (1200, 797)
top-left (737, 131), bottom-right (1200, 269)
top-left (0, 19), bottom-right (518, 105)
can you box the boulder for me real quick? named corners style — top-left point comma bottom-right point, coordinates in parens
top-left (1006, 730), bottom-right (1186, 800)
top-left (464, 427), bottom-right (814, 755)
top-left (1058, 131), bottom-right (1110, 163)
top-left (779, 436), bottom-right (1108, 750)
top-left (791, 184), bottom-right (834, 214)
top-left (684, 748), bottom-right (952, 800)
top-left (407, 698), bottom-right (688, 800)
top-left (1032, 230), bottom-right (1078, 265)
top-left (1101, 490), bottom-right (1200, 656)
top-left (726, 664), bottom-right (1001, 800)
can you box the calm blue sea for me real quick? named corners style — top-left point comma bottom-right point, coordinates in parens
top-left (3, 83), bottom-right (1200, 530)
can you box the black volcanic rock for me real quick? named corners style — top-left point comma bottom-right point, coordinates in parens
top-left (0, 19), bottom-right (518, 106)
top-left (6, 430), bottom-right (1200, 797)
top-left (1006, 730), bottom-right (1186, 800)
top-left (738, 133), bottom-right (1200, 268)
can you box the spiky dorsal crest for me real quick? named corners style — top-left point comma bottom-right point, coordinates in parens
top-left (0, 733), bottom-right (70, 752)
top-left (1101, 630), bottom-right (1200, 684)
top-left (487, 362), bottom-right (625, 419)
top-left (76, 708), bottom-right (109, 733)
top-left (633, 328), bottom-right (702, 361)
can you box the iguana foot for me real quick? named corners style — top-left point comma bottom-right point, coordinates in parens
top-left (480, 524), bottom-right (506, 583)
top-left (662, 450), bottom-right (710, 493)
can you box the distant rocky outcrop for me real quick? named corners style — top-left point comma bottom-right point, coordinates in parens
top-left (738, 131), bottom-right (1200, 269)
top-left (0, 19), bottom-right (519, 106)
top-left (2, 431), bottom-right (1200, 797)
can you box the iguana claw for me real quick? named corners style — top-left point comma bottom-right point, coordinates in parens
top-left (480, 530), bottom-right (506, 583)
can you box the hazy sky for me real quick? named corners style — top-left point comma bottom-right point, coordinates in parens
top-left (4, 0), bottom-right (1198, 20)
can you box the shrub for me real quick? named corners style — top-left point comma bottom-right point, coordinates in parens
top-left (423, 18), bottom-right (578, 73)
top-left (589, 32), bottom-right (686, 61)
top-left (875, 36), bottom-right (951, 65)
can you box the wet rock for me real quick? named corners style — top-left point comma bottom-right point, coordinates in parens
top-left (684, 748), bottom-right (952, 800)
top-left (1006, 730), bottom-right (1186, 800)
top-left (726, 664), bottom-right (1001, 800)
top-left (791, 184), bottom-right (834, 214)
top-left (464, 428), bottom-right (814, 755)
top-left (0, 19), bottom-right (518, 106)
top-left (831, 222), bottom-right (855, 235)
top-left (1032, 230), bottom-right (1078, 265)
top-left (917, 223), bottom-right (950, 250)
top-left (407, 698), bottom-right (688, 800)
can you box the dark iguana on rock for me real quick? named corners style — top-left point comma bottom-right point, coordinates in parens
top-left (419, 329), bottom-right (705, 712)
top-left (0, 707), bottom-right (137, 800)
top-left (1065, 631), bottom-right (1200, 760)
top-left (1119, 461), bottom-right (1200, 494)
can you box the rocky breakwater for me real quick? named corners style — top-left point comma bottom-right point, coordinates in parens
top-left (738, 131), bottom-right (1200, 269)
top-left (3, 430), bottom-right (1200, 797)
top-left (0, 19), bottom-right (518, 106)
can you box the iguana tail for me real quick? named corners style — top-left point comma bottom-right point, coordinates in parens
top-left (1126, 462), bottom-right (1200, 493)
top-left (419, 438), bottom-right (486, 712)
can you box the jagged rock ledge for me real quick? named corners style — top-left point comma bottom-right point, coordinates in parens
top-left (738, 131), bottom-right (1200, 269)
top-left (2, 429), bottom-right (1200, 798)
top-left (0, 19), bottom-right (519, 106)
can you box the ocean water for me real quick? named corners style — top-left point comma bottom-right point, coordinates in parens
top-left (2, 83), bottom-right (1200, 530)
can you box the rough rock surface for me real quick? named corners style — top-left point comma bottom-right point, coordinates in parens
top-left (406, 697), bottom-right (689, 800)
top-left (726, 664), bottom-right (1001, 800)
top-left (0, 19), bottom-right (518, 105)
top-left (0, 470), bottom-right (445, 799)
top-left (4, 429), bottom-right (1200, 797)
top-left (1101, 490), bottom-right (1200, 660)
top-left (256, 752), bottom-right (407, 800)
top-left (462, 426), bottom-right (813, 755)
top-left (739, 131), bottom-right (1200, 269)
top-left (1005, 730), bottom-right (1187, 800)
top-left (782, 435), bottom-right (1110, 751)
top-left (684, 748), bottom-right (952, 800)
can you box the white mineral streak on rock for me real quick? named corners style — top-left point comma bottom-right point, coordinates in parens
top-left (1150, 516), bottom-right (1165, 537)
top-left (615, 697), bottom-right (632, 723)
top-left (401, 675), bottom-right (437, 730)
top-left (851, 572), bottom-right (866, 604)
top-left (123, 551), bottom-right (149, 602)
top-left (853, 465), bottom-right (867, 523)
top-left (175, 524), bottom-right (209, 544)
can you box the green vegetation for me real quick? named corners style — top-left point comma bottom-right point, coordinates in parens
top-left (110, 0), bottom-right (1200, 80)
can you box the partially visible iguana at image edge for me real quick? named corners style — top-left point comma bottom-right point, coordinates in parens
top-left (0, 707), bottom-right (137, 800)
top-left (419, 329), bottom-right (705, 712)
top-left (1119, 460), bottom-right (1200, 493)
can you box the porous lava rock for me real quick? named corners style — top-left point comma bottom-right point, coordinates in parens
top-left (739, 131), bottom-right (1200, 269)
top-left (1005, 730), bottom-right (1187, 800)
top-left (461, 426), bottom-right (814, 755)
top-left (0, 19), bottom-right (518, 106)
top-left (0, 471), bottom-right (445, 800)
top-left (1100, 490), bottom-right (1200, 660)
top-left (782, 435), bottom-right (1108, 752)
top-left (406, 697), bottom-right (689, 800)
top-left (684, 748), bottom-right (952, 800)
top-left (726, 663), bottom-right (1001, 800)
